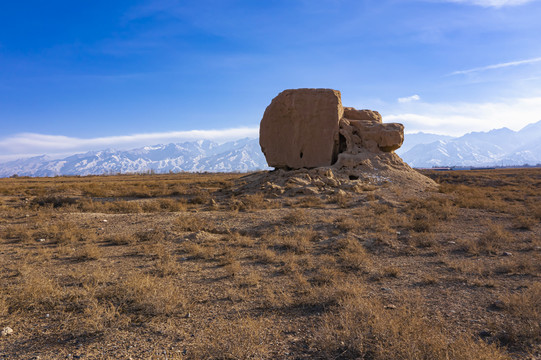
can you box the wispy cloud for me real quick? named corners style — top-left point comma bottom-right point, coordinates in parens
top-left (0, 127), bottom-right (259, 163)
top-left (449, 57), bottom-right (541, 76)
top-left (398, 94), bottom-right (421, 103)
top-left (386, 96), bottom-right (541, 135)
top-left (442, 0), bottom-right (537, 7)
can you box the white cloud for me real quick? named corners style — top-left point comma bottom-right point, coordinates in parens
top-left (398, 94), bottom-right (421, 103)
top-left (385, 96), bottom-right (541, 136)
top-left (0, 127), bottom-right (259, 163)
top-left (450, 57), bottom-right (541, 76)
top-left (443, 0), bottom-right (537, 7)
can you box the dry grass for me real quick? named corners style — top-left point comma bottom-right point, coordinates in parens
top-left (0, 169), bottom-right (539, 359)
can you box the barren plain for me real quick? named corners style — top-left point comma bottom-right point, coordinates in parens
top-left (0, 168), bottom-right (540, 359)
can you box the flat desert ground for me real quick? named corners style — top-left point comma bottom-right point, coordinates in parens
top-left (0, 168), bottom-right (539, 359)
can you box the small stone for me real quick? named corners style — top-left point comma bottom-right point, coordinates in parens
top-left (384, 304), bottom-right (396, 309)
top-left (36, 238), bottom-right (45, 242)
top-left (1, 326), bottom-right (14, 336)
top-left (380, 287), bottom-right (393, 292)
top-left (447, 241), bottom-right (456, 245)
top-left (502, 252), bottom-right (513, 256)
top-left (102, 219), bottom-right (108, 223)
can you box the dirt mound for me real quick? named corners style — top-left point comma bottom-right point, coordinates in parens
top-left (240, 152), bottom-right (436, 199)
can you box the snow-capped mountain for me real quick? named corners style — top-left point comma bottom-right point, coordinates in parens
top-left (400, 120), bottom-right (541, 168)
top-left (0, 138), bottom-right (269, 177)
top-left (1, 120), bottom-right (541, 177)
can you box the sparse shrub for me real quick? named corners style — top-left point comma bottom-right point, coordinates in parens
top-left (3, 224), bottom-right (33, 242)
top-left (136, 229), bottom-right (165, 243)
top-left (314, 295), bottom-right (508, 360)
top-left (155, 253), bottom-right (181, 277)
top-left (183, 242), bottom-right (215, 260)
top-left (512, 215), bottom-right (536, 230)
top-left (237, 271), bottom-right (262, 288)
top-left (224, 260), bottom-right (242, 277)
top-left (157, 198), bottom-right (186, 212)
top-left (108, 200), bottom-right (143, 213)
top-left (283, 208), bottom-right (307, 225)
top-left (499, 282), bottom-right (541, 347)
top-left (412, 232), bottom-right (437, 248)
top-left (106, 233), bottom-right (137, 246)
top-left (274, 229), bottom-right (315, 254)
top-left (191, 316), bottom-right (276, 359)
top-left (294, 195), bottom-right (324, 208)
top-left (477, 224), bottom-right (512, 254)
top-left (336, 216), bottom-right (359, 232)
top-left (32, 195), bottom-right (78, 208)
top-left (11, 272), bottom-right (63, 311)
top-left (175, 213), bottom-right (205, 232)
top-left (75, 243), bottom-right (101, 261)
top-left (255, 247), bottom-right (277, 264)
top-left (410, 209), bottom-right (436, 232)
top-left (102, 273), bottom-right (186, 316)
top-left (383, 266), bottom-right (401, 278)
top-left (335, 236), bottom-right (372, 271)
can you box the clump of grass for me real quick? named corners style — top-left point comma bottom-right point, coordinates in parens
top-left (191, 316), bottom-right (276, 359)
top-left (335, 236), bottom-right (372, 271)
top-left (477, 224), bottom-right (513, 254)
top-left (283, 209), bottom-right (307, 225)
top-left (273, 229), bottom-right (315, 254)
top-left (512, 215), bottom-right (536, 230)
top-left (314, 294), bottom-right (508, 360)
top-left (3, 224), bottom-right (33, 243)
top-left (102, 273), bottom-right (186, 316)
top-left (75, 243), bottom-right (102, 261)
top-left (10, 272), bottom-right (63, 312)
top-left (254, 247), bottom-right (277, 264)
top-left (175, 214), bottom-right (205, 232)
top-left (155, 253), bottom-right (181, 277)
top-left (183, 242), bottom-right (215, 260)
top-left (498, 282), bottom-right (541, 347)
top-left (106, 233), bottom-right (137, 246)
top-left (293, 195), bottom-right (324, 208)
top-left (412, 232), bottom-right (437, 248)
top-left (224, 260), bottom-right (242, 278)
top-left (136, 229), bottom-right (165, 243)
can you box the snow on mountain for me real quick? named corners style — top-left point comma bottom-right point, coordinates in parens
top-left (396, 132), bottom-right (455, 154)
top-left (2, 120), bottom-right (541, 177)
top-left (0, 138), bottom-right (269, 177)
top-left (401, 120), bottom-right (541, 167)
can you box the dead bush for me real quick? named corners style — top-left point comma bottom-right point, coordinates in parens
top-left (175, 214), bottom-right (205, 232)
top-left (512, 215), bottom-right (536, 230)
top-left (191, 316), bottom-right (276, 359)
top-left (314, 295), bottom-right (508, 360)
top-left (499, 282), bottom-right (541, 347)
top-left (477, 224), bottom-right (513, 254)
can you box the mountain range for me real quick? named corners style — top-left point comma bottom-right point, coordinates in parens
top-left (0, 138), bottom-right (269, 177)
top-left (1, 120), bottom-right (540, 177)
top-left (396, 120), bottom-right (541, 168)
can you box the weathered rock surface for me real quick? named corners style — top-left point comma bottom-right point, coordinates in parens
top-left (259, 88), bottom-right (404, 169)
top-left (259, 89), bottom-right (343, 169)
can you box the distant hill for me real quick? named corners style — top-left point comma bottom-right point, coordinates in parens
top-left (0, 138), bottom-right (269, 177)
top-left (1, 120), bottom-right (541, 177)
top-left (399, 120), bottom-right (541, 168)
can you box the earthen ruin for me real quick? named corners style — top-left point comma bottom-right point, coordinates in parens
top-left (259, 88), bottom-right (404, 169)
top-left (251, 88), bottom-right (436, 196)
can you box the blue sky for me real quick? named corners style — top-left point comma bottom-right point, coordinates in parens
top-left (1, 0), bottom-right (541, 161)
